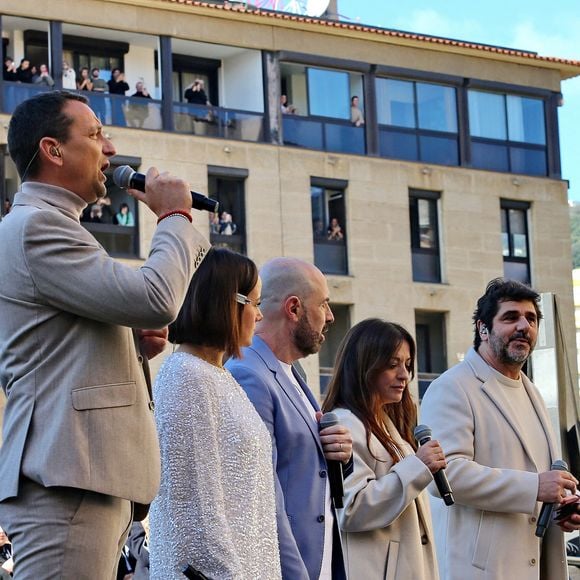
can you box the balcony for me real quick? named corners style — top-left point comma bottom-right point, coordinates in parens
top-left (282, 114), bottom-right (365, 155)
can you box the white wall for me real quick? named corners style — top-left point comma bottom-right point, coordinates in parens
top-left (124, 44), bottom-right (159, 99)
top-left (220, 50), bottom-right (263, 112)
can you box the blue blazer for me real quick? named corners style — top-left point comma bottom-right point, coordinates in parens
top-left (226, 336), bottom-right (346, 580)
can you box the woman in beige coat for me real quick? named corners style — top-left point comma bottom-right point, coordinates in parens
top-left (323, 318), bottom-right (444, 580)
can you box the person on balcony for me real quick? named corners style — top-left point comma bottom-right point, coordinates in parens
top-left (34, 64), bottom-right (55, 88)
top-left (281, 94), bottom-right (296, 114)
top-left (90, 68), bottom-right (107, 92)
top-left (115, 202), bottom-right (135, 227)
top-left (108, 68), bottom-right (130, 95)
top-left (77, 67), bottom-right (93, 91)
top-left (184, 79), bottom-right (210, 106)
top-left (62, 61), bottom-right (77, 90)
top-left (350, 95), bottom-right (365, 127)
top-left (3, 57), bottom-right (17, 82)
top-left (16, 58), bottom-right (33, 83)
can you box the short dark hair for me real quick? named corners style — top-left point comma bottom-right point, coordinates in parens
top-left (472, 278), bottom-right (543, 350)
top-left (8, 91), bottom-right (87, 180)
top-left (169, 248), bottom-right (258, 358)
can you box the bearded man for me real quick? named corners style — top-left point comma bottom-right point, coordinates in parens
top-left (421, 278), bottom-right (579, 580)
top-left (226, 257), bottom-right (352, 580)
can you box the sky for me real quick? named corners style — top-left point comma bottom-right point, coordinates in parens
top-left (335, 0), bottom-right (580, 201)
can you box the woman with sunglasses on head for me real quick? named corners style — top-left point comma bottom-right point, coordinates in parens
top-left (149, 248), bottom-right (281, 580)
top-left (322, 318), bottom-right (444, 580)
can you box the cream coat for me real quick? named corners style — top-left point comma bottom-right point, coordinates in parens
top-left (333, 408), bottom-right (439, 580)
top-left (421, 348), bottom-right (567, 580)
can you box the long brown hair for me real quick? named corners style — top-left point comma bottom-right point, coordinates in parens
top-left (322, 318), bottom-right (417, 463)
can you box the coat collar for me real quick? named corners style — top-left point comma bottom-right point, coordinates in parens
top-left (16, 182), bottom-right (88, 222)
top-left (249, 336), bottom-right (323, 452)
top-left (465, 347), bottom-right (558, 468)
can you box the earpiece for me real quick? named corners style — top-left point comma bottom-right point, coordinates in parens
top-left (50, 146), bottom-right (61, 158)
top-left (480, 324), bottom-right (488, 336)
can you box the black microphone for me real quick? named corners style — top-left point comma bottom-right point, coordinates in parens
top-left (535, 459), bottom-right (569, 538)
top-left (113, 165), bottom-right (219, 213)
top-left (180, 562), bottom-right (210, 579)
top-left (319, 412), bottom-right (344, 509)
top-left (414, 424), bottom-right (455, 506)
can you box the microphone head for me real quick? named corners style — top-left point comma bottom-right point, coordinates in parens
top-left (113, 165), bottom-right (135, 189)
top-left (414, 424), bottom-right (432, 442)
top-left (319, 411), bottom-right (339, 429)
top-left (552, 459), bottom-right (569, 471)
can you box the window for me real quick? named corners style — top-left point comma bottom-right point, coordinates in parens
top-left (208, 168), bottom-right (247, 255)
top-left (311, 179), bottom-right (348, 275)
top-left (318, 304), bottom-right (351, 397)
top-left (501, 199), bottom-right (531, 284)
top-left (80, 161), bottom-right (140, 258)
top-left (415, 311), bottom-right (447, 399)
top-left (409, 190), bottom-right (441, 283)
top-left (280, 63), bottom-right (365, 154)
top-left (469, 90), bottom-right (547, 176)
top-left (376, 78), bottom-right (459, 165)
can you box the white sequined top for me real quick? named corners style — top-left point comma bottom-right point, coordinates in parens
top-left (149, 352), bottom-right (281, 580)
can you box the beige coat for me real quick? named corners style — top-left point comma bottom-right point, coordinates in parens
top-left (333, 408), bottom-right (439, 580)
top-left (421, 348), bottom-right (567, 580)
top-left (0, 183), bottom-right (209, 504)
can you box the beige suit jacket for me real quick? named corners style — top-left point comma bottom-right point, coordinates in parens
top-left (0, 183), bottom-right (209, 504)
top-left (334, 408), bottom-right (439, 580)
top-left (421, 348), bottom-right (567, 580)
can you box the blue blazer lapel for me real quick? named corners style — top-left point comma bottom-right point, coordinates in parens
top-left (251, 336), bottom-right (323, 454)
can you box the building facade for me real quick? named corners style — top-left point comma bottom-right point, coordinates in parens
top-left (1, 0), bottom-right (579, 420)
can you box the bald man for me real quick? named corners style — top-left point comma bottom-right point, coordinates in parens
top-left (226, 258), bottom-right (352, 580)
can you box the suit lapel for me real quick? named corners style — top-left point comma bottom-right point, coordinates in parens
top-left (468, 349), bottom-right (538, 470)
top-left (251, 337), bottom-right (323, 454)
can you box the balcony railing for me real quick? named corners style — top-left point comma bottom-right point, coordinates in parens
top-left (314, 238), bottom-right (348, 275)
top-left (174, 103), bottom-right (264, 143)
top-left (282, 114), bottom-right (365, 155)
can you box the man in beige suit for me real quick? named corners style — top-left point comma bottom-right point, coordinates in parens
top-left (421, 278), bottom-right (580, 580)
top-left (0, 91), bottom-right (209, 578)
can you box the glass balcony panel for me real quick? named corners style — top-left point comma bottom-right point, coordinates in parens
top-left (324, 123), bottom-right (365, 155)
top-left (468, 90), bottom-right (507, 140)
top-left (314, 239), bottom-right (348, 275)
top-left (2, 82), bottom-right (49, 114)
top-left (282, 116), bottom-right (324, 150)
top-left (417, 83), bottom-right (458, 132)
top-left (507, 95), bottom-right (546, 145)
top-left (419, 134), bottom-right (459, 166)
top-left (379, 128), bottom-right (418, 161)
top-left (509, 147), bottom-right (547, 176)
top-left (471, 141), bottom-right (509, 172)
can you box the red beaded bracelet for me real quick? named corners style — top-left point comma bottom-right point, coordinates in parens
top-left (157, 210), bottom-right (193, 224)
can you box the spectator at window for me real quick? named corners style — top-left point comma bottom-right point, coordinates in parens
top-left (115, 203), bottom-right (135, 227)
top-left (3, 57), bottom-right (17, 82)
top-left (90, 68), bottom-right (108, 92)
top-left (184, 79), bottom-right (210, 105)
top-left (77, 67), bottom-right (93, 91)
top-left (108, 68), bottom-right (130, 95)
top-left (280, 94), bottom-right (296, 114)
top-left (327, 217), bottom-right (344, 241)
top-left (16, 58), bottom-right (33, 83)
top-left (132, 81), bottom-right (151, 99)
top-left (87, 204), bottom-right (103, 223)
top-left (62, 61), bottom-right (76, 90)
top-left (3, 199), bottom-right (12, 216)
top-left (219, 211), bottom-right (237, 236)
top-left (34, 64), bottom-right (55, 88)
top-left (350, 95), bottom-right (365, 127)
top-left (30, 65), bottom-right (39, 84)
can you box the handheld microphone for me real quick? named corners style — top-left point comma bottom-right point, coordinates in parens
top-left (535, 459), bottom-right (569, 538)
top-left (180, 562), bottom-right (210, 579)
top-left (319, 412), bottom-right (344, 509)
top-left (113, 165), bottom-right (219, 213)
top-left (414, 424), bottom-right (455, 506)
